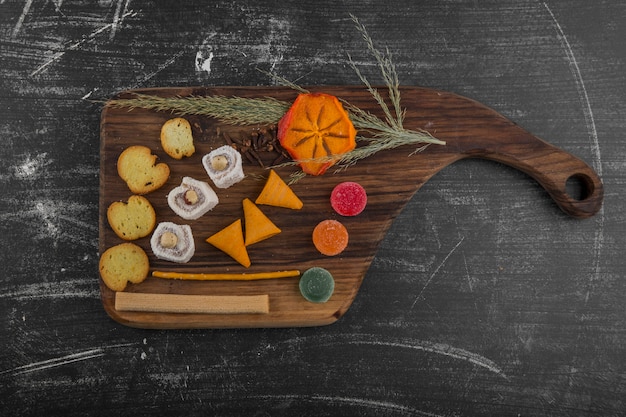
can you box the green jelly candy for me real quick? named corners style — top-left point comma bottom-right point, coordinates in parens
top-left (299, 267), bottom-right (335, 303)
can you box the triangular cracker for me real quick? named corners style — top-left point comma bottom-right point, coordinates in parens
top-left (243, 198), bottom-right (281, 246)
top-left (255, 170), bottom-right (303, 210)
top-left (205, 219), bottom-right (250, 268)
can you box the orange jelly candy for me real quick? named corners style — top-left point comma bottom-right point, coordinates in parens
top-left (312, 219), bottom-right (349, 256)
top-left (278, 93), bottom-right (357, 176)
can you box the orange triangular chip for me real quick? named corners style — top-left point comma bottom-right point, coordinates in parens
top-left (243, 198), bottom-right (281, 246)
top-left (205, 219), bottom-right (250, 267)
top-left (255, 170), bottom-right (303, 210)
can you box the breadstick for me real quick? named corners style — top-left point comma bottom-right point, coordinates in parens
top-left (115, 292), bottom-right (269, 314)
top-left (151, 269), bottom-right (300, 281)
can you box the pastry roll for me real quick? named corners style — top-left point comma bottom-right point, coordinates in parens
top-left (150, 222), bottom-right (195, 263)
top-left (202, 145), bottom-right (244, 189)
top-left (167, 177), bottom-right (218, 220)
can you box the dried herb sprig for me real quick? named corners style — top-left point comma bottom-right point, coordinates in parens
top-left (348, 13), bottom-right (404, 131)
top-left (256, 68), bottom-right (310, 95)
top-left (106, 94), bottom-right (289, 126)
top-left (276, 15), bottom-right (444, 173)
top-left (337, 14), bottom-right (445, 167)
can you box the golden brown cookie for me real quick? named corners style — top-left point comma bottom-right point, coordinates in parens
top-left (99, 243), bottom-right (149, 292)
top-left (107, 195), bottom-right (156, 240)
top-left (117, 145), bottom-right (170, 194)
top-left (160, 117), bottom-right (195, 160)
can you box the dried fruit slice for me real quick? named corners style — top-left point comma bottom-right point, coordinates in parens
top-left (278, 93), bottom-right (356, 175)
top-left (206, 219), bottom-right (251, 268)
top-left (242, 198), bottom-right (281, 246)
top-left (255, 169), bottom-right (303, 210)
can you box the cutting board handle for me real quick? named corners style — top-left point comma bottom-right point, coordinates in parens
top-left (457, 123), bottom-right (603, 219)
top-left (405, 87), bottom-right (604, 219)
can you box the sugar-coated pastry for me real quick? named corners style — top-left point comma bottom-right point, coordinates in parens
top-left (167, 176), bottom-right (218, 220)
top-left (202, 145), bottom-right (244, 189)
top-left (150, 222), bottom-right (195, 263)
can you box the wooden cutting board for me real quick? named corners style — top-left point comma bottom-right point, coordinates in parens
top-left (99, 86), bottom-right (603, 329)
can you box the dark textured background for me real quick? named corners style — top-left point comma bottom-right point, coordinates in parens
top-left (1, 1), bottom-right (625, 415)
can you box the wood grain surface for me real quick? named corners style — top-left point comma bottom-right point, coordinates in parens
top-left (100, 85), bottom-right (603, 329)
top-left (2, 1), bottom-right (625, 416)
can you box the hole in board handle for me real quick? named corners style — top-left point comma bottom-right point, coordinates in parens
top-left (565, 174), bottom-right (594, 201)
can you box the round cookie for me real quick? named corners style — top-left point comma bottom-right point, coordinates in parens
top-left (99, 243), bottom-right (149, 292)
top-left (160, 117), bottom-right (195, 160)
top-left (117, 145), bottom-right (170, 195)
top-left (107, 195), bottom-right (156, 240)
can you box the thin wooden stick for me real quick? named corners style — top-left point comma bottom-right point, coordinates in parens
top-left (151, 269), bottom-right (300, 281)
top-left (115, 292), bottom-right (270, 314)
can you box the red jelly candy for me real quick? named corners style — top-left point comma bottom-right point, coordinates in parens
top-left (330, 181), bottom-right (367, 216)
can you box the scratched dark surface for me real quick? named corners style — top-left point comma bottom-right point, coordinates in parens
top-left (1, 1), bottom-right (625, 416)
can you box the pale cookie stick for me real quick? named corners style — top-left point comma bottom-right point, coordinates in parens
top-left (115, 292), bottom-right (270, 314)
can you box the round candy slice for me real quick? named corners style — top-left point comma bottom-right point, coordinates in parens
top-left (312, 219), bottom-right (348, 256)
top-left (330, 181), bottom-right (367, 216)
top-left (299, 267), bottom-right (335, 303)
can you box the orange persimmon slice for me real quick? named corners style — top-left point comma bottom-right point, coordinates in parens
top-left (312, 219), bottom-right (349, 256)
top-left (278, 93), bottom-right (357, 175)
top-left (206, 219), bottom-right (251, 267)
top-left (255, 169), bottom-right (303, 210)
top-left (242, 198), bottom-right (281, 246)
